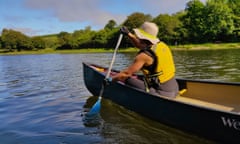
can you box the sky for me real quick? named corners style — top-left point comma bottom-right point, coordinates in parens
top-left (0, 0), bottom-right (206, 36)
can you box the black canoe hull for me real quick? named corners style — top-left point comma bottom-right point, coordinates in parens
top-left (82, 62), bottom-right (240, 143)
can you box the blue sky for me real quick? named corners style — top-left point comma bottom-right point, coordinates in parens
top-left (0, 0), bottom-right (206, 36)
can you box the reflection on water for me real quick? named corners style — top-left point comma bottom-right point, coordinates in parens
top-left (0, 49), bottom-right (239, 144)
top-left (83, 97), bottom-right (213, 144)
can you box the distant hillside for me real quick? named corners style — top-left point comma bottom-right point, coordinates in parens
top-left (39, 34), bottom-right (58, 38)
top-left (40, 34), bottom-right (59, 49)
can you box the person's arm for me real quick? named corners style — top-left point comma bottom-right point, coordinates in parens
top-left (112, 53), bottom-right (151, 82)
top-left (120, 26), bottom-right (142, 49)
top-left (127, 32), bottom-right (142, 49)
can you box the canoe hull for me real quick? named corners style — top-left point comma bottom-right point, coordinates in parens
top-left (83, 62), bottom-right (240, 143)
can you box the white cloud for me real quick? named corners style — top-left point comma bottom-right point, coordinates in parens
top-left (24, 0), bottom-right (126, 27)
top-left (24, 0), bottom-right (207, 26)
top-left (138, 0), bottom-right (207, 16)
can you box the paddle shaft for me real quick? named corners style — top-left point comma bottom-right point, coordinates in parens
top-left (87, 33), bottom-right (123, 115)
top-left (99, 33), bottom-right (123, 98)
top-left (106, 34), bottom-right (123, 78)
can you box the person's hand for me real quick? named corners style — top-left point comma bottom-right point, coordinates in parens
top-left (103, 77), bottom-right (112, 86)
top-left (120, 26), bottom-right (130, 35)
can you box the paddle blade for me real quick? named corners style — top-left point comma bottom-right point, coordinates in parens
top-left (87, 98), bottom-right (101, 116)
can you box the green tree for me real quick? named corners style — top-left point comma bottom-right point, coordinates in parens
top-left (18, 34), bottom-right (33, 50)
top-left (31, 36), bottom-right (46, 49)
top-left (1, 29), bottom-right (32, 51)
top-left (122, 12), bottom-right (152, 30)
top-left (228, 0), bottom-right (240, 15)
top-left (92, 29), bottom-right (109, 47)
top-left (1, 29), bottom-right (19, 51)
top-left (227, 0), bottom-right (240, 40)
top-left (104, 20), bottom-right (117, 30)
top-left (105, 28), bottom-right (121, 48)
top-left (75, 26), bottom-right (96, 48)
top-left (204, 0), bottom-right (234, 42)
top-left (0, 36), bottom-right (2, 49)
top-left (173, 11), bottom-right (189, 44)
top-left (41, 34), bottom-right (59, 49)
top-left (153, 13), bottom-right (182, 44)
top-left (57, 32), bottom-right (72, 49)
top-left (182, 0), bottom-right (205, 43)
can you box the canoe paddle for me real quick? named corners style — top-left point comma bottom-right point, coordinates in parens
top-left (87, 34), bottom-right (123, 116)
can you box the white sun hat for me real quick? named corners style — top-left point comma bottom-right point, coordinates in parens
top-left (133, 21), bottom-right (160, 44)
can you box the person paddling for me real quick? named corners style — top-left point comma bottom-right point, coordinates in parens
top-left (107, 22), bottom-right (179, 98)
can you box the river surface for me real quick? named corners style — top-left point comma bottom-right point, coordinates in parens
top-left (0, 49), bottom-right (239, 144)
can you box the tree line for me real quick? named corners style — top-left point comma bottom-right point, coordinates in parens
top-left (0, 0), bottom-right (240, 52)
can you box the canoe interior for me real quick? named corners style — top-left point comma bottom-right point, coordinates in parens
top-left (89, 64), bottom-right (240, 114)
top-left (176, 79), bottom-right (240, 113)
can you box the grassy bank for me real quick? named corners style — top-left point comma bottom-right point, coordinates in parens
top-left (1, 42), bottom-right (240, 55)
top-left (0, 47), bottom-right (138, 55)
top-left (171, 42), bottom-right (240, 50)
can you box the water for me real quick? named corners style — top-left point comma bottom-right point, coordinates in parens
top-left (0, 49), bottom-right (239, 144)
top-left (173, 49), bottom-right (240, 82)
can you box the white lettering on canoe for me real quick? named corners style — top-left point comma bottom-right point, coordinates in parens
top-left (221, 117), bottom-right (240, 131)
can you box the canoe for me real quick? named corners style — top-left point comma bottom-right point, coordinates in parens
top-left (82, 62), bottom-right (240, 143)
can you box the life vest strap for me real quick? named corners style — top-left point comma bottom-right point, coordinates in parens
top-left (146, 71), bottom-right (163, 78)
